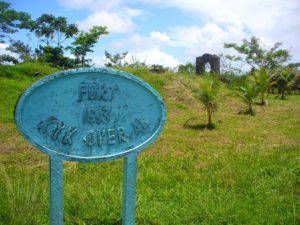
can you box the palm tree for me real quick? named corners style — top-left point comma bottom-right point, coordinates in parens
top-left (272, 66), bottom-right (299, 99)
top-left (253, 67), bottom-right (270, 105)
top-left (194, 79), bottom-right (219, 127)
top-left (237, 82), bottom-right (260, 115)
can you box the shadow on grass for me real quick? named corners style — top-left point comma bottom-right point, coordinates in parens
top-left (237, 109), bottom-right (255, 116)
top-left (83, 219), bottom-right (159, 225)
top-left (112, 219), bottom-right (122, 225)
top-left (183, 117), bottom-right (216, 130)
top-left (72, 219), bottom-right (121, 225)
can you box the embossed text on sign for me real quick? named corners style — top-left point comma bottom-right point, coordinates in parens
top-left (14, 68), bottom-right (166, 162)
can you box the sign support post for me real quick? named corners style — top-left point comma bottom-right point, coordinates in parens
top-left (122, 153), bottom-right (138, 225)
top-left (49, 156), bottom-right (63, 225)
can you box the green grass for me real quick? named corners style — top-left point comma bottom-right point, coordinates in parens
top-left (0, 63), bottom-right (299, 224)
top-left (0, 62), bottom-right (58, 79)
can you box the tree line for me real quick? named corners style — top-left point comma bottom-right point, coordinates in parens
top-left (0, 1), bottom-right (108, 68)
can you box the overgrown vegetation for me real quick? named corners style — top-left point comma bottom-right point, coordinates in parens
top-left (0, 63), bottom-right (299, 225)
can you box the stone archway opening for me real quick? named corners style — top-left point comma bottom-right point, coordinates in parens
top-left (196, 53), bottom-right (220, 75)
top-left (205, 63), bottom-right (211, 73)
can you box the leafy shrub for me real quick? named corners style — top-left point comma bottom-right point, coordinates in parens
top-left (194, 78), bottom-right (220, 128)
top-left (149, 64), bottom-right (168, 73)
top-left (219, 73), bottom-right (248, 89)
top-left (236, 82), bottom-right (259, 115)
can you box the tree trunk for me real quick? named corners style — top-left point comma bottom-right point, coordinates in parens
top-left (81, 56), bottom-right (84, 66)
top-left (261, 92), bottom-right (265, 105)
top-left (248, 103), bottom-right (254, 115)
top-left (281, 89), bottom-right (285, 99)
top-left (207, 108), bottom-right (212, 126)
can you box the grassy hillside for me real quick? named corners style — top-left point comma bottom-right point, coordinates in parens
top-left (0, 63), bottom-right (299, 225)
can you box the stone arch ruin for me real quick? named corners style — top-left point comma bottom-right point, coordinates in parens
top-left (196, 54), bottom-right (220, 74)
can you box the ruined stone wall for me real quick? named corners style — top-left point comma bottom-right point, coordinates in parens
top-left (196, 54), bottom-right (220, 74)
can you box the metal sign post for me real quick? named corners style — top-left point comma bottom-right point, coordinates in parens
top-left (14, 68), bottom-right (166, 225)
top-left (122, 153), bottom-right (138, 225)
top-left (49, 156), bottom-right (63, 225)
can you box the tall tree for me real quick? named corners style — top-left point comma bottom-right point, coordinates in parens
top-left (224, 36), bottom-right (291, 72)
top-left (30, 14), bottom-right (79, 68)
top-left (0, 54), bottom-right (18, 64)
top-left (30, 14), bottom-right (78, 47)
top-left (67, 26), bottom-right (108, 66)
top-left (6, 39), bottom-right (32, 61)
top-left (0, 1), bottom-right (31, 43)
top-left (104, 50), bottom-right (128, 67)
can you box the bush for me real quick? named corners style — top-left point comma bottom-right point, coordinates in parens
top-left (149, 64), bottom-right (168, 73)
top-left (0, 62), bottom-right (58, 79)
top-left (219, 73), bottom-right (248, 89)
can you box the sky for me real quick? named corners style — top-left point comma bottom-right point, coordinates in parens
top-left (7, 0), bottom-right (300, 68)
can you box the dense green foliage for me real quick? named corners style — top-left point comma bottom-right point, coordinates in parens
top-left (149, 64), bottom-right (168, 73)
top-left (272, 66), bottom-right (300, 100)
top-left (0, 63), bottom-right (299, 225)
top-left (177, 63), bottom-right (195, 74)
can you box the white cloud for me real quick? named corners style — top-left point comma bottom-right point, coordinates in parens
top-left (169, 22), bottom-right (247, 61)
top-left (58, 0), bottom-right (121, 11)
top-left (112, 31), bottom-right (172, 49)
top-left (0, 43), bottom-right (9, 52)
top-left (59, 0), bottom-right (300, 63)
top-left (77, 10), bottom-right (138, 33)
top-left (209, 11), bottom-right (244, 31)
top-left (90, 55), bottom-right (109, 67)
top-left (137, 0), bottom-right (300, 62)
top-left (0, 43), bottom-right (18, 58)
top-left (60, 0), bottom-right (142, 34)
top-left (90, 48), bottom-right (180, 68)
top-left (112, 22), bottom-right (247, 62)
top-left (150, 31), bottom-right (171, 43)
top-left (125, 48), bottom-right (180, 68)
top-left (112, 34), bottom-right (150, 49)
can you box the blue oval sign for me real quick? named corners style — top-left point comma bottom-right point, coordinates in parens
top-left (14, 68), bottom-right (166, 162)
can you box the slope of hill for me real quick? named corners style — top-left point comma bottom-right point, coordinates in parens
top-left (0, 63), bottom-right (299, 225)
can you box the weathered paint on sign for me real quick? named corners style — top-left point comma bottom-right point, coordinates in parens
top-left (14, 68), bottom-right (166, 162)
